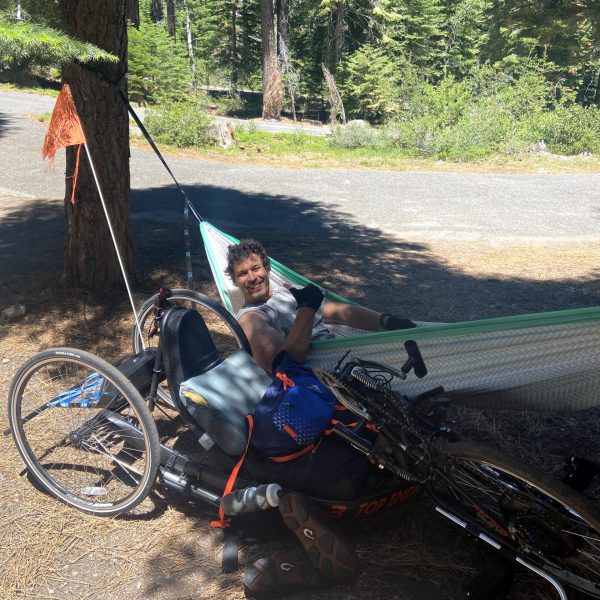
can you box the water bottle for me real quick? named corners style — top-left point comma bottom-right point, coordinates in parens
top-left (221, 483), bottom-right (283, 516)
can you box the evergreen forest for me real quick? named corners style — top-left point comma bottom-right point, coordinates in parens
top-left (2, 0), bottom-right (600, 160)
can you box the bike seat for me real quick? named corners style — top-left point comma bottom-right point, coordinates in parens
top-left (160, 307), bottom-right (270, 456)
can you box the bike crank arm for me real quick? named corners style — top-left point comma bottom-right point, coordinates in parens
top-left (434, 506), bottom-right (568, 600)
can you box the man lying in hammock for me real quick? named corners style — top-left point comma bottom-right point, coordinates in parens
top-left (226, 239), bottom-right (416, 371)
top-left (226, 239), bottom-right (414, 597)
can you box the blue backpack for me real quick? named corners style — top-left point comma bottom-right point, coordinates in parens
top-left (251, 351), bottom-right (337, 460)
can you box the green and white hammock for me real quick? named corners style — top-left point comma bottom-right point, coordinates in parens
top-left (201, 221), bottom-right (600, 412)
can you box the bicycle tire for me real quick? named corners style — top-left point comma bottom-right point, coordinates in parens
top-left (8, 348), bottom-right (161, 516)
top-left (432, 442), bottom-right (600, 597)
top-left (131, 289), bottom-right (251, 408)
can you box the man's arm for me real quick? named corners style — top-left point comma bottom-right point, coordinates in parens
top-left (238, 307), bottom-right (317, 371)
top-left (238, 312), bottom-right (284, 371)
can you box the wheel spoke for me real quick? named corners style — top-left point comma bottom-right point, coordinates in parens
top-left (436, 444), bottom-right (600, 596)
top-left (8, 349), bottom-right (159, 515)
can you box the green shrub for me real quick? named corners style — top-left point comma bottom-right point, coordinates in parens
top-left (386, 116), bottom-right (442, 157)
top-left (415, 78), bottom-right (473, 126)
top-left (439, 101), bottom-right (516, 160)
top-left (537, 104), bottom-right (600, 155)
top-left (144, 99), bottom-right (214, 148)
top-left (330, 122), bottom-right (392, 150)
top-left (382, 64), bottom-right (579, 160)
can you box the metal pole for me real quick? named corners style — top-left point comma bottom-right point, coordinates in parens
top-left (83, 143), bottom-right (145, 349)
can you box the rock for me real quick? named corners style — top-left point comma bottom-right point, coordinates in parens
top-left (2, 304), bottom-right (26, 322)
top-left (2, 358), bottom-right (9, 364)
top-left (346, 119), bottom-right (369, 127)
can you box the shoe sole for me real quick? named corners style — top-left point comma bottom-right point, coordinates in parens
top-left (244, 548), bottom-right (330, 599)
top-left (278, 493), bottom-right (360, 583)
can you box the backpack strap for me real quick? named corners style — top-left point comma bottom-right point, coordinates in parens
top-left (211, 414), bottom-right (254, 530)
top-left (267, 438), bottom-right (321, 462)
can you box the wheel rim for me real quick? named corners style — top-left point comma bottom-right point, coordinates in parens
top-left (132, 291), bottom-right (249, 407)
top-left (11, 357), bottom-right (156, 514)
top-left (443, 457), bottom-right (600, 594)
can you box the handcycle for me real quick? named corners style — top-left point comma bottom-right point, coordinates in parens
top-left (6, 289), bottom-right (600, 599)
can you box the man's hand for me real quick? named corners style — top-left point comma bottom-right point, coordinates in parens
top-left (289, 284), bottom-right (324, 311)
top-left (380, 313), bottom-right (417, 330)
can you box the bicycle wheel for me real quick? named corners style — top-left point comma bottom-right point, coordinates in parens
top-left (8, 348), bottom-right (160, 516)
top-left (131, 289), bottom-right (251, 407)
top-left (431, 442), bottom-right (600, 597)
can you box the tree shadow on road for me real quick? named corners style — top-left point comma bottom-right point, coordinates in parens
top-left (0, 111), bottom-right (28, 139)
top-left (1, 182), bottom-right (600, 353)
top-left (132, 182), bottom-right (600, 321)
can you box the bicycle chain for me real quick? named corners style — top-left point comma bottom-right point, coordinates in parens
top-left (314, 367), bottom-right (426, 447)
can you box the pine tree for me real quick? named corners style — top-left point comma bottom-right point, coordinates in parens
top-left (128, 18), bottom-right (191, 104)
top-left (0, 11), bottom-right (116, 81)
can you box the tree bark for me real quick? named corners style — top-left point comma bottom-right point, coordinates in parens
top-left (260, 0), bottom-right (284, 119)
top-left (60, 0), bottom-right (132, 290)
top-left (182, 0), bottom-right (197, 84)
top-left (166, 0), bottom-right (176, 37)
top-left (151, 0), bottom-right (162, 23)
top-left (276, 0), bottom-right (288, 54)
top-left (331, 0), bottom-right (345, 75)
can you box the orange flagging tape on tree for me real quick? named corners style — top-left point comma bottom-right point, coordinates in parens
top-left (42, 84), bottom-right (87, 204)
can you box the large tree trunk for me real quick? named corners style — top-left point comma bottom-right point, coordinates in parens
top-left (331, 0), bottom-right (344, 74)
top-left (151, 0), bottom-right (162, 23)
top-left (276, 0), bottom-right (288, 54)
top-left (166, 0), bottom-right (176, 37)
top-left (60, 0), bottom-right (132, 290)
top-left (260, 0), bottom-right (284, 119)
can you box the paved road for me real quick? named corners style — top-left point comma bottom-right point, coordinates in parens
top-left (0, 88), bottom-right (331, 135)
top-left (1, 89), bottom-right (599, 245)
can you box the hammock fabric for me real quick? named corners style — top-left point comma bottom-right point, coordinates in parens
top-left (201, 221), bottom-right (600, 412)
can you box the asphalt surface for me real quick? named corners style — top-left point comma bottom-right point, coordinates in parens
top-left (2, 89), bottom-right (600, 248)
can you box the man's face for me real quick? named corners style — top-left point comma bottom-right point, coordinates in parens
top-left (233, 253), bottom-right (270, 303)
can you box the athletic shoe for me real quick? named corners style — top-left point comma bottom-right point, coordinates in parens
top-left (278, 492), bottom-right (360, 583)
top-left (243, 547), bottom-right (331, 599)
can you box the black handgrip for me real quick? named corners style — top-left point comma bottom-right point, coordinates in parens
top-left (415, 386), bottom-right (445, 402)
top-left (402, 340), bottom-right (427, 378)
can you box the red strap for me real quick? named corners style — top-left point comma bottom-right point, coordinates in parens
top-left (276, 371), bottom-right (295, 390)
top-left (211, 414), bottom-right (254, 529)
top-left (268, 442), bottom-right (316, 462)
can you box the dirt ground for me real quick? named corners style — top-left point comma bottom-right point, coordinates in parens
top-left (1, 200), bottom-right (600, 600)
